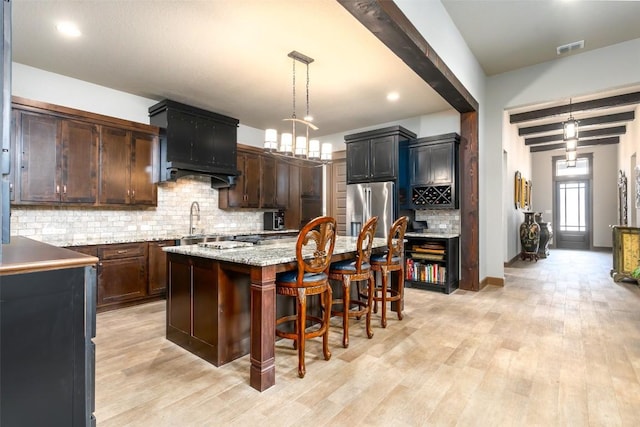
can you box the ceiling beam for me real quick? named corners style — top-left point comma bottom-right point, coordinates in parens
top-left (524, 125), bottom-right (626, 145)
top-left (518, 111), bottom-right (635, 136)
top-left (337, 0), bottom-right (478, 113)
top-left (510, 92), bottom-right (640, 123)
top-left (529, 136), bottom-right (620, 152)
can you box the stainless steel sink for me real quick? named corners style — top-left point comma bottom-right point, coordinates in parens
top-left (179, 234), bottom-right (229, 246)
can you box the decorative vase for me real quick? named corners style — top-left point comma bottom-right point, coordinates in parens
top-left (535, 212), bottom-right (553, 258)
top-left (520, 211), bottom-right (540, 260)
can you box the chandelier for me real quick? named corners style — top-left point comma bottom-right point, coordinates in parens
top-left (264, 51), bottom-right (332, 163)
top-left (563, 98), bottom-right (578, 167)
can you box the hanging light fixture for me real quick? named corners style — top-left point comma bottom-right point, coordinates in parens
top-left (264, 51), bottom-right (331, 163)
top-left (563, 98), bottom-right (578, 167)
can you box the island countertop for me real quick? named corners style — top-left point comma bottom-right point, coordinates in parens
top-left (164, 235), bottom-right (389, 267)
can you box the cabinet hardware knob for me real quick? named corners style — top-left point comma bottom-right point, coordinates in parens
top-left (63, 185), bottom-right (67, 194)
top-left (56, 184), bottom-right (60, 194)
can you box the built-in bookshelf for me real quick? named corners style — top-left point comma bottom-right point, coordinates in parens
top-left (404, 234), bottom-right (459, 294)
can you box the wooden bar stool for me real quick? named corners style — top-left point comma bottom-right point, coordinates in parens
top-left (275, 216), bottom-right (337, 378)
top-left (370, 216), bottom-right (408, 328)
top-left (328, 216), bottom-right (378, 348)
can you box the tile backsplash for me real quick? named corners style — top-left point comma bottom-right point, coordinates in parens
top-left (414, 209), bottom-right (460, 234)
top-left (10, 176), bottom-right (263, 246)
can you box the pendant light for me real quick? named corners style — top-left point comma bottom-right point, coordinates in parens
top-left (563, 98), bottom-right (578, 167)
top-left (263, 51), bottom-right (331, 163)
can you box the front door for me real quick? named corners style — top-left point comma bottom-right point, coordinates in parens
top-left (553, 155), bottom-right (592, 250)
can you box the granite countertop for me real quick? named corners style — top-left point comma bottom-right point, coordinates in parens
top-left (57, 229), bottom-right (299, 247)
top-left (164, 236), bottom-right (388, 267)
top-left (405, 232), bottom-right (460, 238)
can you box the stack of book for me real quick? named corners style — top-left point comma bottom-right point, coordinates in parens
top-left (406, 243), bottom-right (447, 283)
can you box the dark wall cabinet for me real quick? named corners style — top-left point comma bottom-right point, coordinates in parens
top-left (409, 133), bottom-right (459, 209)
top-left (219, 145), bottom-right (323, 228)
top-left (345, 126), bottom-right (416, 184)
top-left (11, 96), bottom-right (159, 207)
top-left (99, 127), bottom-right (157, 206)
top-left (17, 111), bottom-right (98, 204)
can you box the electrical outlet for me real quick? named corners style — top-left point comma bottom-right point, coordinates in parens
top-left (438, 224), bottom-right (447, 229)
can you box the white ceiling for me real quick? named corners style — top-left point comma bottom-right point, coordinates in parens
top-left (11, 1), bottom-right (640, 137)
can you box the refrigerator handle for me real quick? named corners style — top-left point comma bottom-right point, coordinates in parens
top-left (366, 187), bottom-right (372, 220)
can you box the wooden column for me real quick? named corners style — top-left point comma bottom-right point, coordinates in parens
top-left (249, 265), bottom-right (276, 391)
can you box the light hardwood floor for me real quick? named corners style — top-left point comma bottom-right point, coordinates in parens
top-left (95, 249), bottom-right (640, 426)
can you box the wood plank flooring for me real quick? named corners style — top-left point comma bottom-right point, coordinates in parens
top-left (94, 249), bottom-right (640, 426)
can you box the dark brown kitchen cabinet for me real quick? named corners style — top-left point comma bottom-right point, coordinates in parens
top-left (219, 152), bottom-right (260, 208)
top-left (166, 252), bottom-right (251, 366)
top-left (345, 126), bottom-right (416, 184)
top-left (18, 111), bottom-right (98, 204)
top-left (148, 240), bottom-right (174, 295)
top-left (260, 155), bottom-right (277, 208)
top-left (409, 133), bottom-right (459, 209)
top-left (11, 96), bottom-right (159, 207)
top-left (276, 159), bottom-right (289, 208)
top-left (99, 127), bottom-right (157, 206)
top-left (96, 242), bottom-right (148, 308)
top-left (300, 164), bottom-right (322, 197)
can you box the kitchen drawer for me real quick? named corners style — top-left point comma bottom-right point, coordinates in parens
top-left (98, 243), bottom-right (147, 260)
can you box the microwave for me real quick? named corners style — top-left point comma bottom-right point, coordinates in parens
top-left (264, 211), bottom-right (285, 230)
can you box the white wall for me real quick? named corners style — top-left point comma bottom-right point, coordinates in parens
top-left (487, 37), bottom-right (640, 273)
top-left (618, 104), bottom-right (640, 226)
top-left (531, 144), bottom-right (618, 249)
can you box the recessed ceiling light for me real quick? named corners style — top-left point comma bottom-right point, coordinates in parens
top-left (387, 92), bottom-right (399, 102)
top-left (56, 21), bottom-right (81, 38)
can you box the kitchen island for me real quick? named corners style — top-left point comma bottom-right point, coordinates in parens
top-left (164, 235), bottom-right (387, 392)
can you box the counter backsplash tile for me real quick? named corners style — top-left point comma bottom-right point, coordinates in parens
top-left (10, 176), bottom-right (263, 246)
top-left (414, 209), bottom-right (460, 235)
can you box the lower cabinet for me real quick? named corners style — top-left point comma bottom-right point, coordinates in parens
top-left (166, 253), bottom-right (251, 366)
top-left (68, 240), bottom-right (175, 310)
top-left (98, 243), bottom-right (148, 307)
top-left (611, 226), bottom-right (640, 282)
top-left (404, 235), bottom-right (459, 294)
top-left (148, 240), bottom-right (174, 295)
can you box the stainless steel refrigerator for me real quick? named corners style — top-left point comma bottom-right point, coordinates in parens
top-left (346, 181), bottom-right (395, 238)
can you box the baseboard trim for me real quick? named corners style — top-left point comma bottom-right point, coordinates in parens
top-left (481, 276), bottom-right (504, 288)
top-left (504, 253), bottom-right (520, 267)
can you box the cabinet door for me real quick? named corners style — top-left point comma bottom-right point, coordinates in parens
top-left (260, 155), bottom-right (277, 208)
top-left (370, 136), bottom-right (397, 180)
top-left (244, 153), bottom-right (261, 208)
top-left (167, 254), bottom-right (192, 335)
top-left (212, 121), bottom-right (237, 172)
top-left (98, 256), bottom-right (147, 306)
top-left (224, 154), bottom-right (247, 208)
top-left (346, 140), bottom-right (370, 183)
top-left (19, 112), bottom-right (61, 202)
top-left (130, 132), bottom-right (157, 205)
top-left (429, 142), bottom-right (453, 184)
top-left (148, 240), bottom-right (173, 295)
top-left (191, 257), bottom-right (218, 347)
top-left (286, 163), bottom-right (301, 229)
top-left (276, 160), bottom-right (289, 208)
top-left (166, 109), bottom-right (194, 164)
top-left (410, 145), bottom-right (432, 185)
top-left (61, 120), bottom-right (98, 203)
top-left (99, 127), bottom-right (131, 204)
top-left (300, 164), bottom-right (322, 197)
top-left (8, 110), bottom-right (17, 201)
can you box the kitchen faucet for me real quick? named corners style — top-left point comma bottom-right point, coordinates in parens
top-left (189, 201), bottom-right (200, 235)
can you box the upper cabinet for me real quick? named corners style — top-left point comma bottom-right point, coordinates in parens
top-left (99, 127), bottom-right (158, 206)
top-left (409, 133), bottom-right (459, 209)
top-left (17, 111), bottom-right (98, 204)
top-left (11, 96), bottom-right (159, 207)
top-left (219, 151), bottom-right (261, 209)
top-left (345, 126), bottom-right (416, 184)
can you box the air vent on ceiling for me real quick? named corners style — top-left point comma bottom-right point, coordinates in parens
top-left (557, 40), bottom-right (585, 55)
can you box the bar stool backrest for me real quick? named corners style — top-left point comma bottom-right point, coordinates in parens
top-left (295, 216), bottom-right (337, 283)
top-left (355, 216), bottom-right (378, 273)
top-left (383, 216), bottom-right (409, 265)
